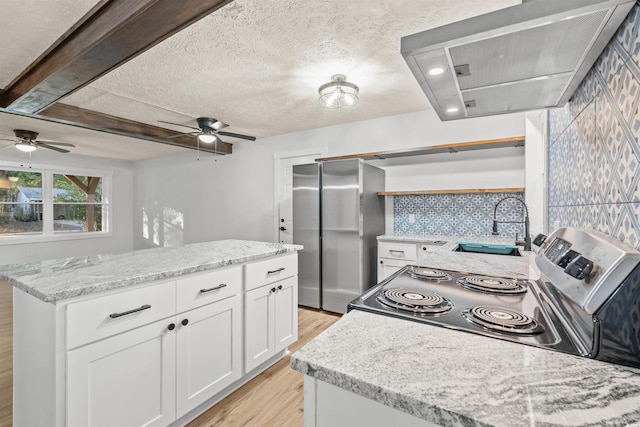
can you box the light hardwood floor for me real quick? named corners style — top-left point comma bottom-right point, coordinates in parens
top-left (0, 280), bottom-right (340, 427)
top-left (0, 281), bottom-right (11, 427)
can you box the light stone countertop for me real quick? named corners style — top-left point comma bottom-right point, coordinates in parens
top-left (291, 233), bottom-right (640, 426)
top-left (291, 310), bottom-right (640, 426)
top-left (0, 239), bottom-right (301, 302)
top-left (377, 233), bottom-right (538, 280)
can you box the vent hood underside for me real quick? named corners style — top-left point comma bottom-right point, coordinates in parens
top-left (401, 0), bottom-right (635, 121)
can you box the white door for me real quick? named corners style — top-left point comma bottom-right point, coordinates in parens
top-left (176, 295), bottom-right (242, 417)
top-left (275, 152), bottom-right (324, 244)
top-left (273, 276), bottom-right (298, 351)
top-left (67, 320), bottom-right (176, 427)
top-left (244, 284), bottom-right (275, 372)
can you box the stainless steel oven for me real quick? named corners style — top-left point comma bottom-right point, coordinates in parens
top-left (348, 227), bottom-right (640, 369)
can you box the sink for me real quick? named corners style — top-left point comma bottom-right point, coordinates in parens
top-left (454, 241), bottom-right (521, 257)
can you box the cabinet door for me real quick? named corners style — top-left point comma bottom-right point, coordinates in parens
top-left (245, 284), bottom-right (275, 372)
top-left (67, 319), bottom-right (176, 427)
top-left (378, 259), bottom-right (408, 280)
top-left (273, 276), bottom-right (298, 351)
top-left (176, 295), bottom-right (242, 417)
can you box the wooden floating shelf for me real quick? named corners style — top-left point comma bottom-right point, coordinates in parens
top-left (315, 136), bottom-right (525, 162)
top-left (379, 188), bottom-right (525, 196)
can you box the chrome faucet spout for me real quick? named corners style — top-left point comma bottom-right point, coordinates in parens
top-left (492, 196), bottom-right (531, 251)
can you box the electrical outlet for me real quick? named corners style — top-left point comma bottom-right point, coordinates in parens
top-left (408, 214), bottom-right (415, 224)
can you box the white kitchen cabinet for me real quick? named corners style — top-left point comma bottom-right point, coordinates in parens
top-left (377, 241), bottom-right (417, 280)
top-left (13, 252), bottom-right (298, 427)
top-left (67, 289), bottom-right (242, 426)
top-left (176, 294), bottom-right (242, 417)
top-left (67, 318), bottom-right (177, 427)
top-left (245, 275), bottom-right (298, 372)
top-left (304, 376), bottom-right (438, 427)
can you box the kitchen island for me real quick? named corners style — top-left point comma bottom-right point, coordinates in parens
top-left (1, 239), bottom-right (301, 427)
top-left (291, 234), bottom-right (640, 426)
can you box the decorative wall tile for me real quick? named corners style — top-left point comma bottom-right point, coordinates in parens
top-left (616, 2), bottom-right (640, 57)
top-left (394, 192), bottom-right (526, 238)
top-left (548, 3), bottom-right (640, 250)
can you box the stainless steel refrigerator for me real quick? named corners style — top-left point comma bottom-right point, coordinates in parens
top-left (293, 159), bottom-right (385, 313)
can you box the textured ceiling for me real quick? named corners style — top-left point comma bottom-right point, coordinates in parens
top-left (0, 0), bottom-right (520, 161)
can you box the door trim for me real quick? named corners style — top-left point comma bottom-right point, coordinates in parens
top-left (273, 148), bottom-right (327, 242)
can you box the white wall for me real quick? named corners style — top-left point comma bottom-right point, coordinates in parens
top-left (524, 110), bottom-right (548, 237)
top-left (133, 109), bottom-right (525, 249)
top-left (0, 150), bottom-right (134, 264)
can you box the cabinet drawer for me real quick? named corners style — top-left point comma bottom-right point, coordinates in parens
top-left (245, 253), bottom-right (298, 291)
top-left (378, 242), bottom-right (417, 261)
top-left (176, 266), bottom-right (242, 313)
top-left (66, 281), bottom-right (175, 349)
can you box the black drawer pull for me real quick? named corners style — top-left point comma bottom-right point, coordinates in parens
top-left (109, 304), bottom-right (151, 319)
top-left (389, 249), bottom-right (405, 254)
top-left (200, 283), bottom-right (227, 293)
top-left (267, 267), bottom-right (285, 274)
top-left (278, 285), bottom-right (283, 290)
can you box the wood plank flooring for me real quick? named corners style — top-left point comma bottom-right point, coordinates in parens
top-left (187, 307), bottom-right (340, 427)
top-left (0, 280), bottom-right (12, 427)
top-left (0, 281), bottom-right (340, 427)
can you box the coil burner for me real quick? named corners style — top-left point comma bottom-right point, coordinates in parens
top-left (377, 288), bottom-right (453, 315)
top-left (462, 306), bottom-right (543, 334)
top-left (458, 275), bottom-right (527, 295)
top-left (407, 266), bottom-right (452, 282)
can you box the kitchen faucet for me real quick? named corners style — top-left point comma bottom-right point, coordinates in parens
top-left (491, 196), bottom-right (531, 251)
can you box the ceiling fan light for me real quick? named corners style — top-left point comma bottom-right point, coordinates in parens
top-left (198, 133), bottom-right (218, 144)
top-left (318, 74), bottom-right (359, 109)
top-left (15, 143), bottom-right (37, 152)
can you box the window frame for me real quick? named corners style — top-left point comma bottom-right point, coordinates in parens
top-left (0, 161), bottom-right (113, 245)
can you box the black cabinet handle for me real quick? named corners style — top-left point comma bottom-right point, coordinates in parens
top-left (278, 285), bottom-right (283, 290)
top-left (270, 287), bottom-right (276, 293)
top-left (267, 267), bottom-right (285, 274)
top-left (109, 304), bottom-right (151, 319)
top-left (182, 319), bottom-right (189, 326)
top-left (168, 323), bottom-right (175, 331)
top-left (200, 283), bottom-right (227, 293)
top-left (280, 226), bottom-right (287, 231)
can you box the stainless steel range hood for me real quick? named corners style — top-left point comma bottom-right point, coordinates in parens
top-left (401, 0), bottom-right (635, 121)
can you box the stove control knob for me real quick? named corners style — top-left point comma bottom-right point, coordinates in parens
top-left (557, 249), bottom-right (580, 268)
top-left (564, 256), bottom-right (594, 280)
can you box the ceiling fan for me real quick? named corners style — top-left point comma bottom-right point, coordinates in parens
top-left (1, 130), bottom-right (76, 153)
top-left (159, 117), bottom-right (256, 144)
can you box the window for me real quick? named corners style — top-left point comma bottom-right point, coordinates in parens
top-left (0, 165), bottom-right (111, 242)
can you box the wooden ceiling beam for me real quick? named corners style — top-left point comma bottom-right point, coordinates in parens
top-left (0, 0), bottom-right (233, 114)
top-left (1, 103), bottom-right (232, 155)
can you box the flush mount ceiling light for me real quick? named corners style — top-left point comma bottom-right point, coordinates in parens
top-left (318, 74), bottom-right (359, 109)
top-left (15, 143), bottom-right (37, 152)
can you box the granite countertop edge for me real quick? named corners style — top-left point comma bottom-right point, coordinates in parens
top-left (290, 353), bottom-right (490, 427)
top-left (290, 310), bottom-right (640, 426)
top-left (1, 240), bottom-right (302, 303)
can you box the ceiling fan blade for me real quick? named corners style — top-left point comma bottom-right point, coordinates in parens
top-left (37, 140), bottom-right (76, 147)
top-left (211, 121), bottom-right (228, 131)
top-left (167, 131), bottom-right (199, 139)
top-left (37, 143), bottom-right (70, 153)
top-left (158, 120), bottom-right (201, 131)
top-left (1, 138), bottom-right (16, 142)
top-left (217, 131), bottom-right (256, 141)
